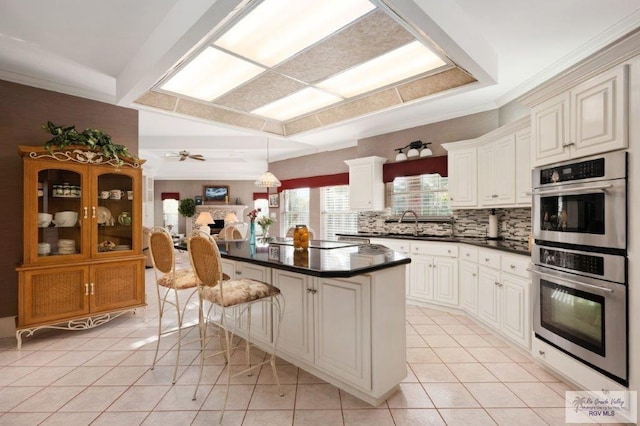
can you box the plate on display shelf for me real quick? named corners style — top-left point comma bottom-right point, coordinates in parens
top-left (96, 206), bottom-right (112, 224)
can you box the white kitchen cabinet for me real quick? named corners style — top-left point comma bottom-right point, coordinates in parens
top-left (409, 242), bottom-right (458, 307)
top-left (272, 269), bottom-right (314, 363)
top-left (315, 275), bottom-right (371, 390)
top-left (477, 265), bottom-right (501, 329)
top-left (500, 273), bottom-right (530, 347)
top-left (443, 117), bottom-right (529, 209)
top-left (446, 147), bottom-right (477, 207)
top-left (369, 238), bottom-right (411, 296)
top-left (473, 248), bottom-right (531, 349)
top-left (478, 135), bottom-right (516, 206)
top-left (531, 64), bottom-right (628, 166)
top-left (514, 129), bottom-right (532, 205)
top-left (217, 259), bottom-right (273, 345)
top-left (344, 156), bottom-right (387, 211)
top-left (459, 260), bottom-right (478, 315)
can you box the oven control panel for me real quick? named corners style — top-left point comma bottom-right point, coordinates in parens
top-left (539, 247), bottom-right (604, 276)
top-left (540, 158), bottom-right (604, 184)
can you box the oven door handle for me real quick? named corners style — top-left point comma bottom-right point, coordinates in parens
top-left (530, 183), bottom-right (612, 196)
top-left (527, 267), bottom-right (614, 293)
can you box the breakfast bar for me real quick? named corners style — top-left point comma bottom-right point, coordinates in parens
top-left (179, 239), bottom-right (410, 405)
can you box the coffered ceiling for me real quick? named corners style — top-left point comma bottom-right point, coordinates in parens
top-left (1, 0), bottom-right (639, 179)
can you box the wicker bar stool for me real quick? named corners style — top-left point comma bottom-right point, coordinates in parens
top-left (148, 226), bottom-right (199, 384)
top-left (187, 231), bottom-right (285, 424)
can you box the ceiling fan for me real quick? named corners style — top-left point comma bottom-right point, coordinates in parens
top-left (165, 150), bottom-right (206, 161)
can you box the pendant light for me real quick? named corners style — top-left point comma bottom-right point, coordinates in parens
top-left (255, 137), bottom-right (281, 188)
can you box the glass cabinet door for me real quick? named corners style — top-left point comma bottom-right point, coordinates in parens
top-left (37, 168), bottom-right (84, 259)
top-left (96, 171), bottom-right (134, 254)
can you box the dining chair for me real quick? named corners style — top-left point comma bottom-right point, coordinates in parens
top-left (148, 226), bottom-right (199, 384)
top-left (187, 231), bottom-right (284, 424)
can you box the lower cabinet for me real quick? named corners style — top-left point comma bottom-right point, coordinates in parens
top-left (410, 242), bottom-right (458, 307)
top-left (18, 259), bottom-right (144, 327)
top-left (466, 246), bottom-right (531, 349)
top-left (273, 269), bottom-right (371, 389)
top-left (220, 259), bottom-right (273, 345)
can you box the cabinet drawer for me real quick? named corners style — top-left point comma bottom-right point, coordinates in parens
top-left (501, 254), bottom-right (531, 278)
top-left (460, 245), bottom-right (478, 263)
top-left (478, 248), bottom-right (501, 269)
top-left (372, 239), bottom-right (410, 254)
top-left (412, 242), bottom-right (458, 257)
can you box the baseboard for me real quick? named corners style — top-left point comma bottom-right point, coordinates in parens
top-left (0, 316), bottom-right (16, 338)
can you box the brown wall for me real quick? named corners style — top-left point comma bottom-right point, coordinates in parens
top-left (0, 79), bottom-right (139, 319)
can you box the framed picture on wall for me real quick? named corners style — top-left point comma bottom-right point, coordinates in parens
top-left (268, 193), bottom-right (279, 208)
top-left (203, 185), bottom-right (229, 203)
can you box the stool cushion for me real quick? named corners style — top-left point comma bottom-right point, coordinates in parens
top-left (201, 278), bottom-right (280, 307)
top-left (159, 269), bottom-right (198, 289)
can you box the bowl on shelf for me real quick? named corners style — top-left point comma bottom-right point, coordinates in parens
top-left (38, 213), bottom-right (53, 227)
top-left (53, 211), bottom-right (78, 227)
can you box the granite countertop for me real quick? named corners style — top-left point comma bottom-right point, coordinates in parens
top-left (338, 233), bottom-right (531, 256)
top-left (176, 239), bottom-right (411, 278)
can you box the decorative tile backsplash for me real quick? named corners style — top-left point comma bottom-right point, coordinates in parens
top-left (453, 208), bottom-right (531, 240)
top-left (358, 207), bottom-right (531, 241)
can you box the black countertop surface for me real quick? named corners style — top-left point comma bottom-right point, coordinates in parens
top-left (337, 233), bottom-right (531, 256)
top-left (176, 238), bottom-right (411, 278)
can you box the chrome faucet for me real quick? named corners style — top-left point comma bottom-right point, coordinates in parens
top-left (398, 210), bottom-right (419, 236)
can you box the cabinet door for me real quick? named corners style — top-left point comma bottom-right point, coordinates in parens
top-left (90, 259), bottom-right (144, 313)
top-left (272, 269), bottom-right (314, 363)
top-left (515, 129), bottom-right (532, 205)
top-left (432, 256), bottom-right (458, 306)
top-left (531, 92), bottom-right (571, 166)
top-left (459, 260), bottom-right (478, 315)
top-left (26, 160), bottom-right (88, 264)
top-left (371, 239), bottom-right (411, 296)
top-left (571, 65), bottom-right (628, 157)
top-left (477, 266), bottom-right (500, 329)
top-left (447, 148), bottom-right (477, 207)
top-left (501, 273), bottom-right (531, 349)
top-left (93, 167), bottom-right (140, 257)
top-left (480, 136), bottom-right (516, 206)
top-left (409, 255), bottom-right (434, 302)
top-left (236, 262), bottom-right (272, 345)
top-left (315, 276), bottom-right (371, 390)
top-left (19, 265), bottom-right (89, 326)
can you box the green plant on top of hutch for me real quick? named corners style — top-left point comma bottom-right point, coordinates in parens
top-left (16, 144), bottom-right (146, 348)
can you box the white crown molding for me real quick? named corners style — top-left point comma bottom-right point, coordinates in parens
top-left (497, 9), bottom-right (640, 108)
top-left (0, 69), bottom-right (115, 104)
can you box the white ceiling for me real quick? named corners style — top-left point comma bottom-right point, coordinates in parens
top-left (1, 0), bottom-right (639, 179)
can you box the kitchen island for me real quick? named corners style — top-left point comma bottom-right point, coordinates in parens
top-left (177, 239), bottom-right (410, 406)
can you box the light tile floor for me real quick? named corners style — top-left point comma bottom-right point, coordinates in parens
top-left (0, 268), bottom-right (586, 425)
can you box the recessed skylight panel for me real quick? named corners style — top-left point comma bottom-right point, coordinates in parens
top-left (214, 0), bottom-right (375, 67)
top-left (161, 46), bottom-right (265, 101)
top-left (317, 41), bottom-right (447, 98)
top-left (251, 87), bottom-right (342, 121)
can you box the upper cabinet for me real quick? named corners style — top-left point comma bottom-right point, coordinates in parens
top-left (345, 156), bottom-right (387, 211)
top-left (531, 64), bottom-right (628, 167)
top-left (446, 146), bottom-right (477, 208)
top-left (443, 117), bottom-right (530, 209)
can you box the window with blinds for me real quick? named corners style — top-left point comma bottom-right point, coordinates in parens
top-left (281, 188), bottom-right (310, 236)
top-left (387, 174), bottom-right (451, 217)
top-left (320, 185), bottom-right (358, 240)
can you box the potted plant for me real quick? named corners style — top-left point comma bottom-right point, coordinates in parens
top-left (178, 198), bottom-right (196, 218)
top-left (42, 121), bottom-right (134, 165)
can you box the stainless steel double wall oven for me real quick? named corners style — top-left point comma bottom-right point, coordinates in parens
top-left (530, 151), bottom-right (628, 385)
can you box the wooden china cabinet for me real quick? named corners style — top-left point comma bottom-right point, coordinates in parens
top-left (16, 145), bottom-right (146, 347)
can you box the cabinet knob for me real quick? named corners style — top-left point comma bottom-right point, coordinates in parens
top-left (236, 271), bottom-right (242, 275)
top-left (562, 142), bottom-right (576, 148)
top-left (466, 253), bottom-right (470, 257)
top-left (85, 283), bottom-right (89, 296)
top-left (92, 206), bottom-right (96, 218)
top-left (494, 281), bottom-right (503, 287)
top-left (510, 264), bottom-right (516, 269)
top-left (492, 194), bottom-right (498, 198)
top-left (90, 283), bottom-right (95, 295)
top-left (472, 273), bottom-right (477, 277)
top-left (83, 207), bottom-right (88, 219)
top-left (450, 197), bottom-right (454, 200)
top-left (447, 250), bottom-right (451, 253)
top-left (307, 288), bottom-right (317, 294)
top-left (485, 258), bottom-right (490, 262)
top-left (538, 350), bottom-right (546, 356)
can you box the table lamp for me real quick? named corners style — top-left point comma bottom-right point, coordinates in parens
top-left (195, 211), bottom-right (214, 235)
